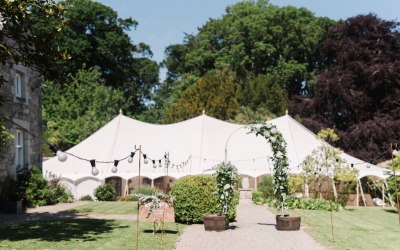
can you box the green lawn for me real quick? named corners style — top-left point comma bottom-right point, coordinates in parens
top-left (290, 207), bottom-right (400, 250)
top-left (0, 219), bottom-right (185, 250)
top-left (68, 201), bottom-right (138, 214)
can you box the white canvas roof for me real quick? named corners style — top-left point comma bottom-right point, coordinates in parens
top-left (43, 113), bottom-right (389, 182)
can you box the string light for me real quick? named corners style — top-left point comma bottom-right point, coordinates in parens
top-left (111, 160), bottom-right (119, 173)
top-left (128, 152), bottom-right (135, 163)
top-left (159, 160), bottom-right (162, 168)
top-left (49, 144), bottom-right (67, 162)
top-left (152, 160), bottom-right (156, 168)
top-left (143, 154), bottom-right (148, 164)
top-left (90, 160), bottom-right (99, 176)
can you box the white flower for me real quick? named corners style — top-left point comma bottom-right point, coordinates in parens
top-left (266, 123), bottom-right (272, 128)
top-left (270, 137), bottom-right (276, 143)
top-left (0, 13), bottom-right (5, 31)
top-left (270, 128), bottom-right (277, 134)
top-left (276, 151), bottom-right (283, 159)
top-left (264, 131), bottom-right (270, 137)
top-left (224, 184), bottom-right (231, 190)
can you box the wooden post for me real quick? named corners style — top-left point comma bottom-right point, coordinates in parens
top-left (356, 181), bottom-right (359, 207)
top-left (136, 145), bottom-right (142, 250)
top-left (382, 182), bottom-right (385, 207)
top-left (254, 177), bottom-right (257, 191)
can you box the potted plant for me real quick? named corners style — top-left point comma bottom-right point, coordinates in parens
top-left (204, 162), bottom-right (238, 231)
top-left (251, 122), bottom-right (300, 230)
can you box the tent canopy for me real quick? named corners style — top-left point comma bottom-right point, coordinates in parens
top-left (43, 114), bottom-right (389, 182)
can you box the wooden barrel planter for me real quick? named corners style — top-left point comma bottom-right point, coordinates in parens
top-left (203, 215), bottom-right (226, 231)
top-left (276, 215), bottom-right (301, 231)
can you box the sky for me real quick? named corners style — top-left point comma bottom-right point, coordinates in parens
top-left (97, 0), bottom-right (400, 68)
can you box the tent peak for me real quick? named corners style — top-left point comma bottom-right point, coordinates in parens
top-left (119, 109), bottom-right (123, 115)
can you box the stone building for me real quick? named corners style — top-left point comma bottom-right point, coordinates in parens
top-left (0, 63), bottom-right (42, 180)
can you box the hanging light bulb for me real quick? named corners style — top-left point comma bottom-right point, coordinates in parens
top-left (351, 163), bottom-right (354, 168)
top-left (57, 150), bottom-right (68, 162)
top-left (143, 154), bottom-right (148, 164)
top-left (152, 160), bottom-right (156, 168)
top-left (111, 160), bottom-right (119, 173)
top-left (159, 160), bottom-right (162, 168)
top-left (49, 144), bottom-right (67, 162)
top-left (90, 160), bottom-right (99, 176)
top-left (128, 152), bottom-right (135, 163)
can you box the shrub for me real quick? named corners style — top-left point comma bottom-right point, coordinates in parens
top-left (289, 175), bottom-right (304, 195)
top-left (79, 195), bottom-right (93, 201)
top-left (25, 167), bottom-right (57, 207)
top-left (94, 184), bottom-right (116, 201)
top-left (252, 190), bottom-right (266, 204)
top-left (267, 197), bottom-right (342, 212)
top-left (118, 195), bottom-right (133, 202)
top-left (258, 176), bottom-right (274, 198)
top-left (171, 175), bottom-right (219, 224)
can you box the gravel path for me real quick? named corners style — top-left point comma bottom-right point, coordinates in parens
top-left (174, 203), bottom-right (325, 250)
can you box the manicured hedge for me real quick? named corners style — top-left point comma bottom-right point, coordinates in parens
top-left (171, 175), bottom-right (219, 224)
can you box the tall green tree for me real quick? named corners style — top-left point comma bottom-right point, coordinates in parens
top-left (0, 0), bottom-right (66, 81)
top-left (42, 68), bottom-right (131, 152)
top-left (34, 0), bottom-right (159, 113)
top-left (240, 74), bottom-right (288, 116)
top-left (164, 69), bottom-right (240, 123)
top-left (291, 14), bottom-right (400, 161)
top-left (1, 0), bottom-right (66, 146)
top-left (163, 0), bottom-right (335, 97)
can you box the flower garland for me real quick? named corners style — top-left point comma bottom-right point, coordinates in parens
top-left (213, 162), bottom-right (238, 216)
top-left (132, 193), bottom-right (174, 218)
top-left (250, 122), bottom-right (289, 215)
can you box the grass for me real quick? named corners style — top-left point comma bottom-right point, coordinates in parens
top-left (0, 219), bottom-right (185, 250)
top-left (68, 201), bottom-right (138, 214)
top-left (290, 207), bottom-right (400, 250)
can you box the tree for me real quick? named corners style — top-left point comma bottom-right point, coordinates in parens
top-left (163, 69), bottom-right (240, 123)
top-left (0, 0), bottom-right (66, 146)
top-left (33, 0), bottom-right (159, 113)
top-left (163, 0), bottom-right (335, 97)
top-left (291, 14), bottom-right (400, 162)
top-left (0, 0), bottom-right (66, 80)
top-left (300, 129), bottom-right (358, 200)
top-left (42, 68), bottom-right (131, 152)
top-left (239, 74), bottom-right (288, 116)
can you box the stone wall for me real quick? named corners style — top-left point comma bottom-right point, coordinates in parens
top-left (0, 63), bottom-right (42, 180)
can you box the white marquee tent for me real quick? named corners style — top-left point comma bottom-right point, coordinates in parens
top-left (43, 113), bottom-right (389, 199)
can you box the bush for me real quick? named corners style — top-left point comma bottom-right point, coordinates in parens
top-left (118, 195), bottom-right (133, 202)
top-left (289, 175), bottom-right (304, 195)
top-left (130, 185), bottom-right (160, 201)
top-left (267, 197), bottom-right (342, 212)
top-left (79, 195), bottom-right (93, 201)
top-left (25, 167), bottom-right (57, 207)
top-left (252, 190), bottom-right (266, 204)
top-left (94, 184), bottom-right (116, 201)
top-left (171, 175), bottom-right (219, 224)
top-left (258, 176), bottom-right (274, 198)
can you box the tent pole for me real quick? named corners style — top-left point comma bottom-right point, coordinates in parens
top-left (359, 179), bottom-right (367, 207)
top-left (356, 181), bottom-right (359, 207)
top-left (382, 181), bottom-right (385, 207)
top-left (135, 145), bottom-right (142, 250)
top-left (390, 143), bottom-right (400, 225)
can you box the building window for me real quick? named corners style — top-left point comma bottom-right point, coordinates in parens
top-left (15, 72), bottom-right (24, 98)
top-left (15, 130), bottom-right (25, 169)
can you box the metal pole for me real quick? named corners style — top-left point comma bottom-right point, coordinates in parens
top-left (224, 126), bottom-right (245, 163)
top-left (136, 145), bottom-right (142, 250)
